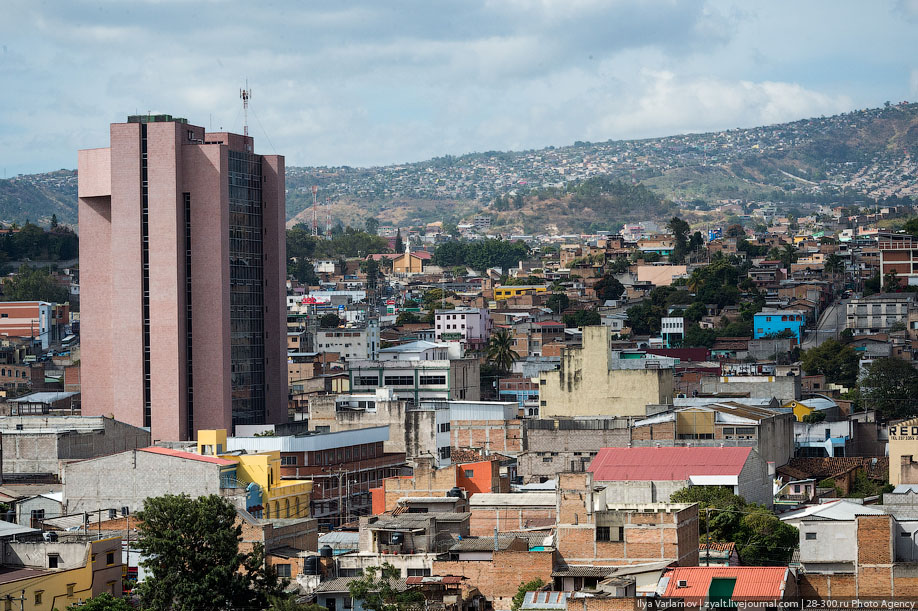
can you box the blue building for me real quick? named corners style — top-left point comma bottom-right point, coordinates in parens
top-left (753, 309), bottom-right (806, 341)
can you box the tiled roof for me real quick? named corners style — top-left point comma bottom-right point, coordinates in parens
top-left (699, 542), bottom-right (736, 552)
top-left (589, 447), bottom-right (752, 481)
top-left (551, 566), bottom-right (614, 578)
top-left (661, 567), bottom-right (789, 600)
top-left (139, 446), bottom-right (236, 466)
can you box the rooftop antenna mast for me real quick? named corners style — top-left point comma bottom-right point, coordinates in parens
top-left (239, 80), bottom-right (251, 137)
top-left (325, 198), bottom-right (332, 239)
top-left (312, 185), bottom-right (319, 237)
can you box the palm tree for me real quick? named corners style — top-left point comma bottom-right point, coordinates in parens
top-left (486, 328), bottom-right (519, 372)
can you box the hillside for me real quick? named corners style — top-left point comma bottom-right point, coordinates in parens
top-left (0, 170), bottom-right (77, 227)
top-left (8, 103), bottom-right (918, 232)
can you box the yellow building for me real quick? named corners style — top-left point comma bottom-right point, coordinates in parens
top-left (783, 398), bottom-right (837, 422)
top-left (198, 430), bottom-right (313, 519)
top-left (889, 417), bottom-right (918, 486)
top-left (539, 326), bottom-right (675, 418)
top-left (392, 253), bottom-right (425, 275)
top-left (493, 285), bottom-right (547, 301)
top-left (0, 536), bottom-right (123, 610)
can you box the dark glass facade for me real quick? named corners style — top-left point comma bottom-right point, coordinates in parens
top-left (228, 150), bottom-right (266, 426)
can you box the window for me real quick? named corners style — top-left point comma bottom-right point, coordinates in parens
top-left (281, 456), bottom-right (297, 466)
top-left (106, 551), bottom-right (115, 565)
top-left (384, 375), bottom-right (414, 386)
top-left (596, 526), bottom-right (610, 542)
top-left (438, 447), bottom-right (451, 460)
top-left (420, 375), bottom-right (446, 385)
top-left (793, 485), bottom-right (801, 493)
top-left (805, 532), bottom-right (817, 540)
top-left (34, 592), bottom-right (42, 605)
top-left (66, 583), bottom-right (75, 597)
top-left (357, 376), bottom-right (379, 386)
top-left (542, 457), bottom-right (552, 463)
top-left (438, 423), bottom-right (450, 433)
top-left (48, 554), bottom-right (59, 569)
top-left (31, 509), bottom-right (45, 522)
top-left (464, 469), bottom-right (474, 478)
top-left (407, 568), bottom-right (431, 577)
top-left (276, 564), bottom-right (291, 578)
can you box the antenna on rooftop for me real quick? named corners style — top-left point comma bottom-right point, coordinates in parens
top-left (239, 80), bottom-right (252, 137)
top-left (312, 185), bottom-right (319, 237)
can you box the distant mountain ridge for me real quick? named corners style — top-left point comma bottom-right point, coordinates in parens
top-left (7, 103), bottom-right (918, 232)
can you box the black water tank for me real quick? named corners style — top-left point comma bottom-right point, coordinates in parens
top-left (320, 545), bottom-right (333, 558)
top-left (305, 555), bottom-right (320, 575)
top-left (446, 486), bottom-right (463, 498)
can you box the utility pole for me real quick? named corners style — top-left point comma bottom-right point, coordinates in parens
top-left (705, 507), bottom-right (711, 566)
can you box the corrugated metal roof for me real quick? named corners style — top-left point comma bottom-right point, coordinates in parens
top-left (589, 447), bottom-right (752, 481)
top-left (139, 447), bottom-right (236, 466)
top-left (661, 567), bottom-right (789, 600)
top-left (522, 591), bottom-right (569, 610)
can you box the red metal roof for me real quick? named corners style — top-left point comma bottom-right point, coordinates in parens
top-left (139, 446), bottom-right (236, 466)
top-left (661, 567), bottom-right (788, 600)
top-left (588, 447), bottom-right (752, 481)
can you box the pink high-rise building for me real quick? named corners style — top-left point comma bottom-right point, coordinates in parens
top-left (78, 115), bottom-right (287, 441)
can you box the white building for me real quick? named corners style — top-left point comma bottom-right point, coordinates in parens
top-left (434, 308), bottom-right (492, 350)
top-left (348, 341), bottom-right (480, 405)
top-left (315, 320), bottom-right (380, 360)
top-left (661, 316), bottom-right (684, 348)
top-left (846, 293), bottom-right (914, 335)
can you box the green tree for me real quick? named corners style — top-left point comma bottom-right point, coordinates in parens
top-left (266, 595), bottom-right (327, 611)
top-left (883, 270), bottom-right (901, 293)
top-left (861, 357), bottom-right (918, 421)
top-left (668, 216), bottom-right (691, 263)
top-left (510, 578), bottom-right (546, 611)
top-left (486, 328), bottom-right (519, 372)
top-left (50, 214), bottom-right (59, 230)
top-left (594, 273), bottom-right (625, 302)
top-left (801, 339), bottom-right (859, 387)
top-left (724, 224), bottom-right (746, 238)
top-left (320, 313), bottom-right (341, 328)
top-left (670, 487), bottom-right (798, 566)
top-left (66, 593), bottom-right (134, 610)
top-left (394, 230), bottom-right (404, 254)
top-left (365, 217), bottom-right (380, 235)
top-left (134, 494), bottom-right (285, 611)
top-left (563, 309), bottom-right (601, 328)
top-left (291, 258), bottom-right (319, 285)
top-left (3, 265), bottom-right (69, 303)
top-left (348, 563), bottom-right (423, 611)
top-left (904, 217), bottom-right (918, 238)
top-left (546, 292), bottom-right (570, 314)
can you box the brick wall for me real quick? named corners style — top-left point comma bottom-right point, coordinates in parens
top-left (469, 506), bottom-right (557, 536)
top-left (433, 549), bottom-right (555, 611)
top-left (451, 419), bottom-right (523, 453)
top-left (566, 598), bottom-right (638, 611)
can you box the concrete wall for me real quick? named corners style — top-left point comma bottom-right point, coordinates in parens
top-left (0, 417), bottom-right (151, 476)
top-left (519, 418), bottom-right (633, 482)
top-left (62, 450), bottom-right (224, 514)
top-left (699, 375), bottom-right (800, 402)
top-left (540, 327), bottom-right (673, 418)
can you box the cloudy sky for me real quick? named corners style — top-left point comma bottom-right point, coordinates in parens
top-left (2, 0), bottom-right (918, 176)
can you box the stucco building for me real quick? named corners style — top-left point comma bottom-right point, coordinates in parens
top-left (539, 326), bottom-right (674, 418)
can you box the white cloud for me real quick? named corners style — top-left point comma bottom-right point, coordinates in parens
top-left (0, 0), bottom-right (914, 173)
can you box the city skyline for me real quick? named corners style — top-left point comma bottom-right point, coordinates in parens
top-left (2, 1), bottom-right (918, 176)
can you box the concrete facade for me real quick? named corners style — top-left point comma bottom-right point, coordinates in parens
top-left (78, 116), bottom-right (287, 441)
top-left (0, 416), bottom-right (151, 477)
top-left (539, 327), bottom-right (674, 418)
top-left (519, 418), bottom-right (634, 482)
top-left (62, 448), bottom-right (233, 515)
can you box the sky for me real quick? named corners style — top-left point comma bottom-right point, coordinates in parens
top-left (2, 0), bottom-right (918, 176)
